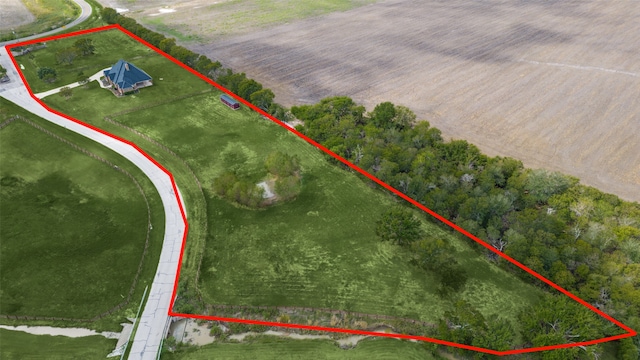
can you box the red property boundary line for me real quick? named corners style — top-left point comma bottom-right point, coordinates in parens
top-left (5, 24), bottom-right (636, 356)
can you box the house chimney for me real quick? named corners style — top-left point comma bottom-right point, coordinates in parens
top-left (124, 62), bottom-right (129, 71)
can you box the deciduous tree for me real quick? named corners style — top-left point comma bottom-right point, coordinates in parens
top-left (37, 67), bottom-right (57, 83)
top-left (250, 89), bottom-right (275, 110)
top-left (158, 38), bottom-right (176, 53)
top-left (265, 151), bottom-right (300, 178)
top-left (375, 207), bottom-right (423, 246)
top-left (237, 79), bottom-right (262, 100)
top-left (56, 47), bottom-right (78, 65)
top-left (74, 38), bottom-right (95, 56)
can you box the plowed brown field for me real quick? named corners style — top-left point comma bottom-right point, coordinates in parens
top-left (105, 0), bottom-right (640, 202)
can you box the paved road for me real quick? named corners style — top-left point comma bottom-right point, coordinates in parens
top-left (0, 0), bottom-right (94, 47)
top-left (0, 46), bottom-right (185, 360)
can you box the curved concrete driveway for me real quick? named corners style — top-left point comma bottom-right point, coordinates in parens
top-left (0, 46), bottom-right (185, 360)
top-left (0, 0), bottom-right (93, 47)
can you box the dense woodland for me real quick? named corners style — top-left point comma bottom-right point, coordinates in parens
top-left (292, 97), bottom-right (640, 359)
top-left (101, 9), bottom-right (639, 359)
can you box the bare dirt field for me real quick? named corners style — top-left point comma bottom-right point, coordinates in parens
top-left (0, 0), bottom-right (36, 30)
top-left (100, 0), bottom-right (639, 202)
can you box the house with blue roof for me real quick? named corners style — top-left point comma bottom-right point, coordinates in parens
top-left (103, 59), bottom-right (153, 96)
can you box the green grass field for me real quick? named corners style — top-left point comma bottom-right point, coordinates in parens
top-left (0, 329), bottom-right (115, 360)
top-left (40, 28), bottom-right (543, 334)
top-left (0, 98), bottom-right (164, 329)
top-left (32, 29), bottom-right (214, 287)
top-left (115, 93), bottom-right (542, 324)
top-left (161, 336), bottom-right (438, 360)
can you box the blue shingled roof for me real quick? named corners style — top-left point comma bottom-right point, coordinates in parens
top-left (220, 94), bottom-right (239, 105)
top-left (103, 59), bottom-right (152, 90)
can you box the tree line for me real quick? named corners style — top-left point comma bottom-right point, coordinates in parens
top-left (292, 97), bottom-right (639, 359)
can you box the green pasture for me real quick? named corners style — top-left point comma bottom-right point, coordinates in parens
top-left (112, 93), bottom-right (542, 325)
top-left (40, 28), bottom-right (543, 332)
top-left (0, 329), bottom-right (115, 360)
top-left (162, 336), bottom-right (438, 360)
top-left (0, 0), bottom-right (80, 42)
top-left (0, 98), bottom-right (164, 329)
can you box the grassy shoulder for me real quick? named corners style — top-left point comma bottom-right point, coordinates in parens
top-left (33, 29), bottom-right (214, 290)
top-left (161, 336), bottom-right (438, 360)
top-left (0, 98), bottom-right (164, 332)
top-left (39, 28), bottom-right (544, 336)
top-left (0, 329), bottom-right (115, 360)
top-left (0, 0), bottom-right (80, 42)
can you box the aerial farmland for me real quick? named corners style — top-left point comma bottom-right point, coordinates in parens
top-left (1, 0), bottom-right (639, 359)
top-left (114, 0), bottom-right (640, 203)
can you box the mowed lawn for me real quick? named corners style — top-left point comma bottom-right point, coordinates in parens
top-left (162, 337), bottom-right (436, 360)
top-left (0, 329), bottom-right (115, 360)
top-left (17, 28), bottom-right (157, 94)
top-left (40, 28), bottom-right (543, 328)
top-left (0, 103), bottom-right (153, 319)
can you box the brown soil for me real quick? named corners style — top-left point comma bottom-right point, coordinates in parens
top-left (0, 0), bottom-right (36, 30)
top-left (186, 0), bottom-right (640, 203)
top-left (95, 0), bottom-right (640, 203)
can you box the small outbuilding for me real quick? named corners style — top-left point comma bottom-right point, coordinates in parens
top-left (220, 94), bottom-right (240, 110)
top-left (103, 59), bottom-right (153, 96)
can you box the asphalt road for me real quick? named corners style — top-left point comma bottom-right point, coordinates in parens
top-left (0, 44), bottom-right (185, 360)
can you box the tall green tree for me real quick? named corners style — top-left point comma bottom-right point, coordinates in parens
top-left (100, 8), bottom-right (119, 23)
top-left (158, 38), bottom-right (176, 53)
top-left (237, 79), bottom-right (262, 100)
top-left (55, 47), bottom-right (78, 65)
top-left (250, 89), bottom-right (275, 110)
top-left (73, 38), bottom-right (95, 56)
top-left (37, 67), bottom-right (57, 82)
top-left (370, 101), bottom-right (396, 129)
top-left (519, 295), bottom-right (605, 359)
top-left (375, 207), bottom-right (423, 246)
top-left (264, 151), bottom-right (300, 178)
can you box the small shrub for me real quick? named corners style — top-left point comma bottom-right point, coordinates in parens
top-left (37, 67), bottom-right (57, 83)
top-left (59, 86), bottom-right (72, 99)
top-left (209, 325), bottom-right (224, 337)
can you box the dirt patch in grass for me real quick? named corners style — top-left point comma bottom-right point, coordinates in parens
top-left (0, 0), bottom-right (36, 30)
top-left (0, 329), bottom-right (116, 360)
top-left (183, 0), bottom-right (640, 203)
